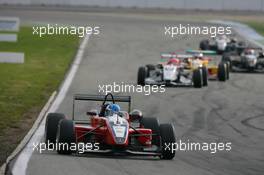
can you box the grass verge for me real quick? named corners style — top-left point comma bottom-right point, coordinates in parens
top-left (246, 22), bottom-right (264, 36)
top-left (0, 26), bottom-right (79, 165)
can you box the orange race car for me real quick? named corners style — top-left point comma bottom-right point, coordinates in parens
top-left (183, 50), bottom-right (230, 81)
top-left (160, 51), bottom-right (229, 81)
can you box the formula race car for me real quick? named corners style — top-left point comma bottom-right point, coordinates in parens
top-left (200, 35), bottom-right (246, 54)
top-left (222, 48), bottom-right (264, 72)
top-left (186, 50), bottom-right (230, 81)
top-left (137, 53), bottom-right (208, 88)
top-left (45, 93), bottom-right (176, 159)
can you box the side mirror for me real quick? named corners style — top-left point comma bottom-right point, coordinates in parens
top-left (87, 110), bottom-right (98, 116)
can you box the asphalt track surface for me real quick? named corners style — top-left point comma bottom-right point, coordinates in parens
top-left (0, 8), bottom-right (264, 175)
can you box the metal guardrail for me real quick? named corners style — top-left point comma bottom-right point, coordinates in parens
top-left (0, 17), bottom-right (19, 32)
top-left (0, 17), bottom-right (24, 63)
top-left (0, 17), bottom-right (19, 42)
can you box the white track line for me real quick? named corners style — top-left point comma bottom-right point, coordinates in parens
top-left (12, 34), bottom-right (90, 175)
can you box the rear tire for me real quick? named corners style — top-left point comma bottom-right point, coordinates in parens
top-left (222, 54), bottom-right (233, 72)
top-left (159, 124), bottom-right (176, 160)
top-left (201, 67), bottom-right (208, 86)
top-left (200, 40), bottom-right (209, 50)
top-left (137, 66), bottom-right (146, 86)
top-left (57, 119), bottom-right (76, 155)
top-left (193, 69), bottom-right (202, 88)
top-left (140, 117), bottom-right (160, 147)
top-left (45, 113), bottom-right (65, 145)
top-left (218, 63), bottom-right (227, 81)
top-left (225, 63), bottom-right (230, 80)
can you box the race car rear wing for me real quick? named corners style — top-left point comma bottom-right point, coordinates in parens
top-left (243, 47), bottom-right (263, 51)
top-left (160, 53), bottom-right (193, 62)
top-left (186, 49), bottom-right (217, 55)
top-left (72, 93), bottom-right (131, 120)
top-left (161, 53), bottom-right (193, 58)
top-left (74, 94), bottom-right (131, 102)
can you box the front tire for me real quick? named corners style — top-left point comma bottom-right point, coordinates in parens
top-left (222, 54), bottom-right (233, 72)
top-left (57, 119), bottom-right (76, 155)
top-left (45, 113), bottom-right (65, 145)
top-left (225, 63), bottom-right (230, 80)
top-left (193, 69), bottom-right (202, 88)
top-left (137, 66), bottom-right (146, 86)
top-left (159, 124), bottom-right (176, 160)
top-left (218, 63), bottom-right (227, 81)
top-left (201, 67), bottom-right (208, 86)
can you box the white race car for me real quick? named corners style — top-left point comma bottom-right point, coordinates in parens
top-left (200, 35), bottom-right (246, 54)
top-left (222, 48), bottom-right (264, 72)
top-left (137, 53), bottom-right (208, 88)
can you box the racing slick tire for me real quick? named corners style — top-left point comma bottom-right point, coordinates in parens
top-left (201, 66), bottom-right (208, 86)
top-left (57, 119), bottom-right (76, 155)
top-left (193, 69), bottom-right (203, 88)
top-left (137, 66), bottom-right (146, 86)
top-left (225, 63), bottom-right (230, 80)
top-left (222, 54), bottom-right (233, 72)
top-left (140, 117), bottom-right (160, 147)
top-left (218, 63), bottom-right (227, 81)
top-left (199, 40), bottom-right (209, 50)
top-left (45, 113), bottom-right (65, 146)
top-left (159, 124), bottom-right (176, 160)
top-left (146, 64), bottom-right (155, 77)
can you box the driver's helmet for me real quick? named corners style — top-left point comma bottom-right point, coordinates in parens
top-left (194, 53), bottom-right (203, 59)
top-left (245, 49), bottom-right (255, 55)
top-left (105, 104), bottom-right (121, 116)
top-left (167, 58), bottom-right (180, 65)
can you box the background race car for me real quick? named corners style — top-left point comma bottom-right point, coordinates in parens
top-left (222, 48), bottom-right (264, 72)
top-left (137, 53), bottom-right (208, 88)
top-left (186, 50), bottom-right (230, 81)
top-left (199, 35), bottom-right (247, 55)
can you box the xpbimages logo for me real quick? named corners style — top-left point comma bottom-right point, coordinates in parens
top-left (98, 82), bottom-right (166, 95)
top-left (164, 24), bottom-right (232, 38)
top-left (32, 141), bottom-right (100, 154)
top-left (164, 140), bottom-right (232, 154)
top-left (32, 24), bottom-right (100, 37)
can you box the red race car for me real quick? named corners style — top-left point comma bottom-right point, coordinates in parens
top-left (45, 93), bottom-right (175, 159)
